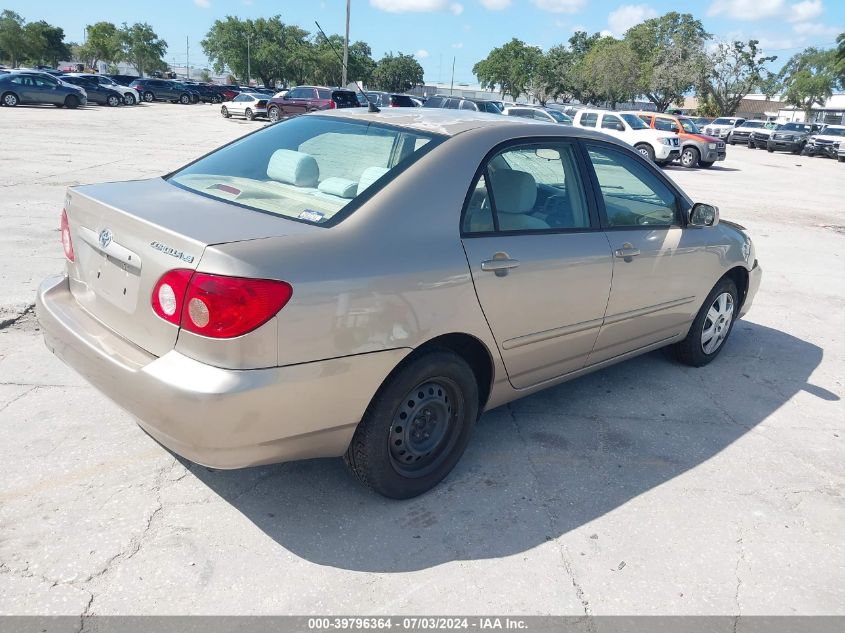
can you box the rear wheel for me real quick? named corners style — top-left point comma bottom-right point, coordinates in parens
top-left (345, 350), bottom-right (479, 499)
top-left (268, 105), bottom-right (280, 122)
top-left (212, 95), bottom-right (222, 104)
top-left (747, 140), bottom-right (755, 149)
top-left (245, 107), bottom-right (254, 121)
top-left (672, 277), bottom-right (738, 367)
top-left (221, 106), bottom-right (230, 118)
top-left (106, 94), bottom-right (121, 107)
top-left (143, 91), bottom-right (154, 102)
top-left (635, 143), bottom-right (655, 162)
top-left (680, 146), bottom-right (700, 168)
top-left (64, 94), bottom-right (79, 109)
top-left (838, 156), bottom-right (845, 162)
top-left (2, 92), bottom-right (19, 107)
top-left (124, 93), bottom-right (136, 106)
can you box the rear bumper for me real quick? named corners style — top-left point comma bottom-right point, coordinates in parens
top-left (740, 261), bottom-right (762, 318)
top-left (36, 275), bottom-right (408, 469)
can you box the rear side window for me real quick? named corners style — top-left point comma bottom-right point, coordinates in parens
top-left (332, 91), bottom-right (359, 107)
top-left (580, 113), bottom-right (598, 128)
top-left (459, 100), bottom-right (478, 111)
top-left (654, 118), bottom-right (676, 132)
top-left (317, 88), bottom-right (331, 99)
top-left (389, 95), bottom-right (414, 107)
top-left (168, 116), bottom-right (444, 226)
top-left (446, 99), bottom-right (460, 109)
top-left (423, 96), bottom-right (445, 108)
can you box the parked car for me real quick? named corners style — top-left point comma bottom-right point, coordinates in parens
top-left (423, 95), bottom-right (502, 113)
top-left (748, 124), bottom-right (780, 149)
top-left (220, 92), bottom-right (269, 120)
top-left (838, 142), bottom-right (845, 162)
top-left (266, 86), bottom-right (359, 122)
top-left (803, 124), bottom-right (845, 158)
top-left (727, 120), bottom-right (769, 145)
top-left (575, 109), bottom-right (680, 165)
top-left (504, 106), bottom-right (573, 124)
top-left (129, 78), bottom-right (196, 104)
top-left (61, 76), bottom-right (124, 107)
top-left (634, 111), bottom-right (725, 168)
top-left (185, 83), bottom-right (224, 104)
top-left (364, 91), bottom-right (417, 108)
top-left (702, 117), bottom-right (746, 142)
top-left (171, 82), bottom-right (200, 103)
top-left (66, 73), bottom-right (139, 105)
top-left (766, 122), bottom-right (821, 154)
top-left (0, 71), bottom-right (87, 108)
top-left (37, 109), bottom-right (761, 499)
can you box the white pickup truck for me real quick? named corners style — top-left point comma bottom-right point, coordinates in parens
top-left (572, 109), bottom-right (680, 166)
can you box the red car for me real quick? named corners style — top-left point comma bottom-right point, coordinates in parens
top-left (267, 86), bottom-right (359, 122)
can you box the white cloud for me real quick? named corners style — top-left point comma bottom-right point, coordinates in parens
top-left (193, 0), bottom-right (210, 7)
top-left (531, 0), bottom-right (586, 14)
top-left (480, 0), bottom-right (512, 9)
top-left (450, 2), bottom-right (464, 14)
top-left (452, 42), bottom-right (464, 48)
top-left (370, 0), bottom-right (456, 12)
top-left (789, 0), bottom-right (823, 22)
top-left (793, 21), bottom-right (840, 35)
top-left (599, 29), bottom-right (613, 37)
top-left (708, 0), bottom-right (785, 21)
top-left (607, 4), bottom-right (658, 36)
top-left (415, 49), bottom-right (430, 58)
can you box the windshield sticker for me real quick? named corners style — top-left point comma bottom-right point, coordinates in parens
top-left (299, 210), bottom-right (325, 222)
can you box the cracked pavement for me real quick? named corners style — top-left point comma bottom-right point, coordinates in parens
top-left (1, 104), bottom-right (843, 619)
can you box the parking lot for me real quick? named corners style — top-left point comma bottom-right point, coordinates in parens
top-left (1, 103), bottom-right (843, 620)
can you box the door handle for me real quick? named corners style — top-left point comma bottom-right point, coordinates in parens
top-left (481, 255), bottom-right (520, 277)
top-left (614, 243), bottom-right (641, 260)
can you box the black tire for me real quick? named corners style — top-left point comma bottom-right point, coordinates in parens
top-left (2, 91), bottom-right (19, 107)
top-left (747, 141), bottom-right (754, 149)
top-left (268, 105), bottom-right (280, 122)
top-left (106, 94), bottom-right (121, 107)
top-left (212, 95), bottom-right (222, 104)
top-left (124, 93), bottom-right (136, 106)
top-left (672, 277), bottom-right (739, 367)
top-left (699, 161), bottom-right (715, 168)
top-left (767, 146), bottom-right (774, 153)
top-left (792, 145), bottom-right (803, 154)
top-left (838, 156), bottom-right (845, 162)
top-left (221, 106), bottom-right (230, 118)
top-left (245, 107), bottom-right (254, 121)
top-left (634, 143), bottom-right (655, 162)
top-left (143, 91), bottom-right (154, 103)
top-left (680, 146), bottom-right (700, 168)
top-left (344, 350), bottom-right (479, 499)
top-left (54, 104), bottom-right (63, 108)
top-left (64, 94), bottom-right (79, 109)
top-left (179, 94), bottom-right (190, 104)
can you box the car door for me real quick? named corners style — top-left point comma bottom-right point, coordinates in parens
top-left (9, 76), bottom-right (32, 102)
top-left (582, 141), bottom-right (700, 365)
top-left (461, 140), bottom-right (614, 389)
top-left (282, 87), bottom-right (306, 115)
top-left (599, 113), bottom-right (627, 141)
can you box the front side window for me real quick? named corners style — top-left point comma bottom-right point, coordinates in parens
top-left (587, 145), bottom-right (678, 228)
top-left (601, 114), bottom-right (623, 130)
top-left (678, 118), bottom-right (700, 133)
top-left (654, 117), bottom-right (677, 132)
top-left (169, 116), bottom-right (443, 226)
top-left (459, 100), bottom-right (477, 111)
top-left (620, 114), bottom-right (649, 130)
top-left (462, 142), bottom-right (590, 234)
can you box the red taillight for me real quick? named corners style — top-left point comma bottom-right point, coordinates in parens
top-left (328, 100), bottom-right (336, 109)
top-left (151, 271), bottom-right (292, 338)
top-left (61, 209), bottom-right (74, 261)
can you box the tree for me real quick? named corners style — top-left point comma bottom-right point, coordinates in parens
top-left (582, 37), bottom-right (640, 109)
top-left (565, 31), bottom-right (605, 104)
top-left (200, 69), bottom-right (212, 82)
top-left (625, 12), bottom-right (709, 112)
top-left (779, 47), bottom-right (837, 119)
top-left (311, 34), bottom-right (375, 87)
top-left (22, 20), bottom-right (70, 66)
top-left (700, 40), bottom-right (777, 115)
top-left (370, 52), bottom-right (423, 92)
top-left (473, 38), bottom-right (543, 100)
top-left (79, 21), bottom-right (122, 69)
top-left (121, 22), bottom-right (167, 77)
top-left (833, 32), bottom-right (844, 87)
top-left (534, 44), bottom-right (573, 103)
top-left (0, 10), bottom-right (26, 67)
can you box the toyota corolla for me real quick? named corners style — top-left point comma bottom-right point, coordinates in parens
top-left (36, 109), bottom-right (761, 498)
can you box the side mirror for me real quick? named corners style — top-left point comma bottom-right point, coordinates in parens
top-left (689, 202), bottom-right (719, 227)
top-left (616, 123), bottom-right (625, 132)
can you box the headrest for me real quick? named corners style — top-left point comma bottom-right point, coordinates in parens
top-left (489, 169), bottom-right (537, 213)
top-left (267, 149), bottom-right (319, 187)
top-left (357, 166), bottom-right (390, 195)
top-left (318, 177), bottom-right (358, 199)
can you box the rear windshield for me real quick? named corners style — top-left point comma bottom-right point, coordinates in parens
top-left (712, 118), bottom-right (736, 125)
top-left (168, 116), bottom-right (443, 226)
top-left (390, 95), bottom-right (415, 107)
top-left (332, 91), bottom-right (360, 108)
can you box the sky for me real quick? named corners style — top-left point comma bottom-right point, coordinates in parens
top-left (7, 0), bottom-right (844, 85)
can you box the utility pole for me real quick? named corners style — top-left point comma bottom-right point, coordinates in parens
top-left (246, 35), bottom-right (251, 85)
top-left (186, 36), bottom-right (189, 80)
top-left (342, 0), bottom-right (350, 87)
top-left (450, 56), bottom-right (455, 95)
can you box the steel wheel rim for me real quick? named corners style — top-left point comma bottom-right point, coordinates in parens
top-left (269, 108), bottom-right (278, 122)
top-left (638, 147), bottom-right (649, 158)
top-left (701, 292), bottom-right (734, 354)
top-left (108, 96), bottom-right (119, 106)
top-left (4, 94), bottom-right (17, 106)
top-left (388, 378), bottom-right (462, 478)
top-left (681, 149), bottom-right (694, 166)
top-left (125, 94), bottom-right (135, 105)
top-left (144, 93), bottom-right (153, 102)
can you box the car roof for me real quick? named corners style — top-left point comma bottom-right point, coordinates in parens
top-left (316, 107), bottom-right (622, 139)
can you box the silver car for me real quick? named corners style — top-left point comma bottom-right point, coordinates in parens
top-left (221, 92), bottom-right (269, 121)
top-left (36, 109), bottom-right (761, 498)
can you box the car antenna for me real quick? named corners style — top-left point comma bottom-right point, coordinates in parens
top-left (314, 21), bottom-right (379, 113)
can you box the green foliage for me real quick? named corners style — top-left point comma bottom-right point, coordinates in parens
top-left (22, 20), bottom-right (69, 66)
top-left (700, 40), bottom-right (777, 115)
top-left (79, 21), bottom-right (122, 69)
top-left (0, 10), bottom-right (26, 66)
top-left (310, 34), bottom-right (375, 87)
top-left (370, 52), bottom-right (423, 92)
top-left (582, 37), bottom-right (639, 109)
top-left (779, 47), bottom-right (837, 117)
top-left (473, 38), bottom-right (543, 100)
top-left (200, 69), bottom-right (212, 82)
top-left (833, 32), bottom-right (844, 87)
top-left (121, 22), bottom-right (167, 77)
top-left (625, 12), bottom-right (709, 112)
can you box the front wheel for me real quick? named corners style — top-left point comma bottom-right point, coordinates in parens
top-left (245, 107), bottom-right (254, 121)
top-left (2, 92), bottom-right (19, 107)
top-left (143, 91), bottom-right (154, 102)
top-left (838, 156), bottom-right (845, 162)
top-left (747, 141), bottom-right (755, 149)
top-left (680, 146), bottom-right (700, 168)
top-left (221, 106), bottom-right (230, 118)
top-left (345, 350), bottom-right (479, 499)
top-left (64, 94), bottom-right (79, 109)
top-left (672, 278), bottom-right (738, 367)
top-left (635, 143), bottom-right (655, 162)
top-left (268, 105), bottom-right (280, 122)
top-left (179, 94), bottom-right (190, 105)
top-left (106, 94), bottom-right (121, 107)
top-left (212, 95), bottom-right (222, 104)
top-left (124, 93), bottom-right (136, 106)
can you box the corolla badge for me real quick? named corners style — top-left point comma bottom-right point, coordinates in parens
top-left (150, 241), bottom-right (195, 264)
top-left (98, 228), bottom-right (113, 249)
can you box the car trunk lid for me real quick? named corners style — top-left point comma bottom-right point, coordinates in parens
top-left (64, 177), bottom-right (312, 357)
